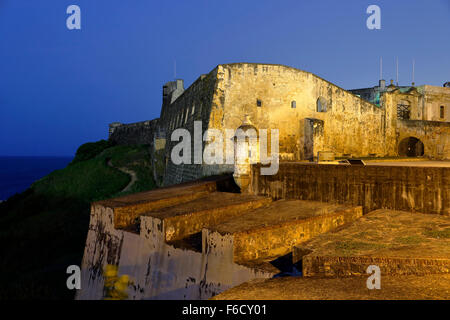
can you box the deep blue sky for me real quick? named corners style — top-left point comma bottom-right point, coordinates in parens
top-left (1, 0), bottom-right (449, 156)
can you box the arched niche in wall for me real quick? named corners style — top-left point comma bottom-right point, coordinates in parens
top-left (317, 97), bottom-right (328, 112)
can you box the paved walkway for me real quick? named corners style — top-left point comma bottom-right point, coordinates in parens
top-left (212, 274), bottom-right (450, 300)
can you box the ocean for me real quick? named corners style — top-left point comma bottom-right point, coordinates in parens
top-left (0, 156), bottom-right (73, 201)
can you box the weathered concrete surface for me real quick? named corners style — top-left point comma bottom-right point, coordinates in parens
top-left (212, 274), bottom-right (450, 300)
top-left (294, 209), bottom-right (450, 277)
top-left (77, 202), bottom-right (274, 300)
top-left (250, 162), bottom-right (450, 215)
top-left (205, 200), bottom-right (362, 264)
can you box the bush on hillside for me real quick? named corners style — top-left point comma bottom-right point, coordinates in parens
top-left (71, 140), bottom-right (114, 164)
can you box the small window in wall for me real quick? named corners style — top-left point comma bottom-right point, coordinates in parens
top-left (291, 101), bottom-right (296, 108)
top-left (440, 106), bottom-right (445, 119)
top-left (317, 97), bottom-right (327, 112)
top-left (257, 99), bottom-right (262, 107)
top-left (397, 102), bottom-right (411, 120)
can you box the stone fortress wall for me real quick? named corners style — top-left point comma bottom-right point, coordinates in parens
top-left (211, 63), bottom-right (388, 159)
top-left (79, 64), bottom-right (450, 300)
top-left (159, 70), bottom-right (229, 186)
top-left (109, 119), bottom-right (160, 146)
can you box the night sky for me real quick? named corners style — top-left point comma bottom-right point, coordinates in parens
top-left (1, 0), bottom-right (449, 156)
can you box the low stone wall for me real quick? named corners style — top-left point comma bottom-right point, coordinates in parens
top-left (302, 255), bottom-right (450, 277)
top-left (249, 163), bottom-right (450, 215)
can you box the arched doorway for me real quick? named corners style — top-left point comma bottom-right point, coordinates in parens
top-left (398, 137), bottom-right (424, 157)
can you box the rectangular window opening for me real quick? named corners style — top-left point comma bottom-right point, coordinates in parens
top-left (397, 104), bottom-right (411, 120)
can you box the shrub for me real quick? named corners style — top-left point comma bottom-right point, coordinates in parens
top-left (71, 140), bottom-right (114, 164)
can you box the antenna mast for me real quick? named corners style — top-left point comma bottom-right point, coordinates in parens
top-left (396, 57), bottom-right (399, 85)
top-left (380, 57), bottom-right (383, 79)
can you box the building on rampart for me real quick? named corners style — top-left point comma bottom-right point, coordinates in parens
top-left (108, 63), bottom-right (450, 186)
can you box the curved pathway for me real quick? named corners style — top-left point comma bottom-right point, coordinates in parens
top-left (107, 159), bottom-right (137, 192)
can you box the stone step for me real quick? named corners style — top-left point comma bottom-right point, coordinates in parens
top-left (93, 175), bottom-right (233, 229)
top-left (204, 200), bottom-right (363, 264)
top-left (140, 192), bottom-right (272, 242)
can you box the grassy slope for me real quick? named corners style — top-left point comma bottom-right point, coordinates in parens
top-left (0, 141), bottom-right (156, 299)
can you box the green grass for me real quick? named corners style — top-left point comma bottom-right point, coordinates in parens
top-left (0, 141), bottom-right (156, 299)
top-left (335, 241), bottom-right (390, 255)
top-left (394, 236), bottom-right (425, 245)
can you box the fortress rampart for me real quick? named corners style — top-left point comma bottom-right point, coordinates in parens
top-left (250, 162), bottom-right (450, 215)
top-left (109, 119), bottom-right (161, 146)
top-left (107, 63), bottom-right (450, 187)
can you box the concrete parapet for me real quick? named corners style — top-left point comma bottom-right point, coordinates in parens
top-left (250, 162), bottom-right (450, 215)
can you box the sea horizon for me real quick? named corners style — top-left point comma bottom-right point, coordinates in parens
top-left (0, 155), bottom-right (74, 158)
top-left (0, 156), bottom-right (73, 201)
